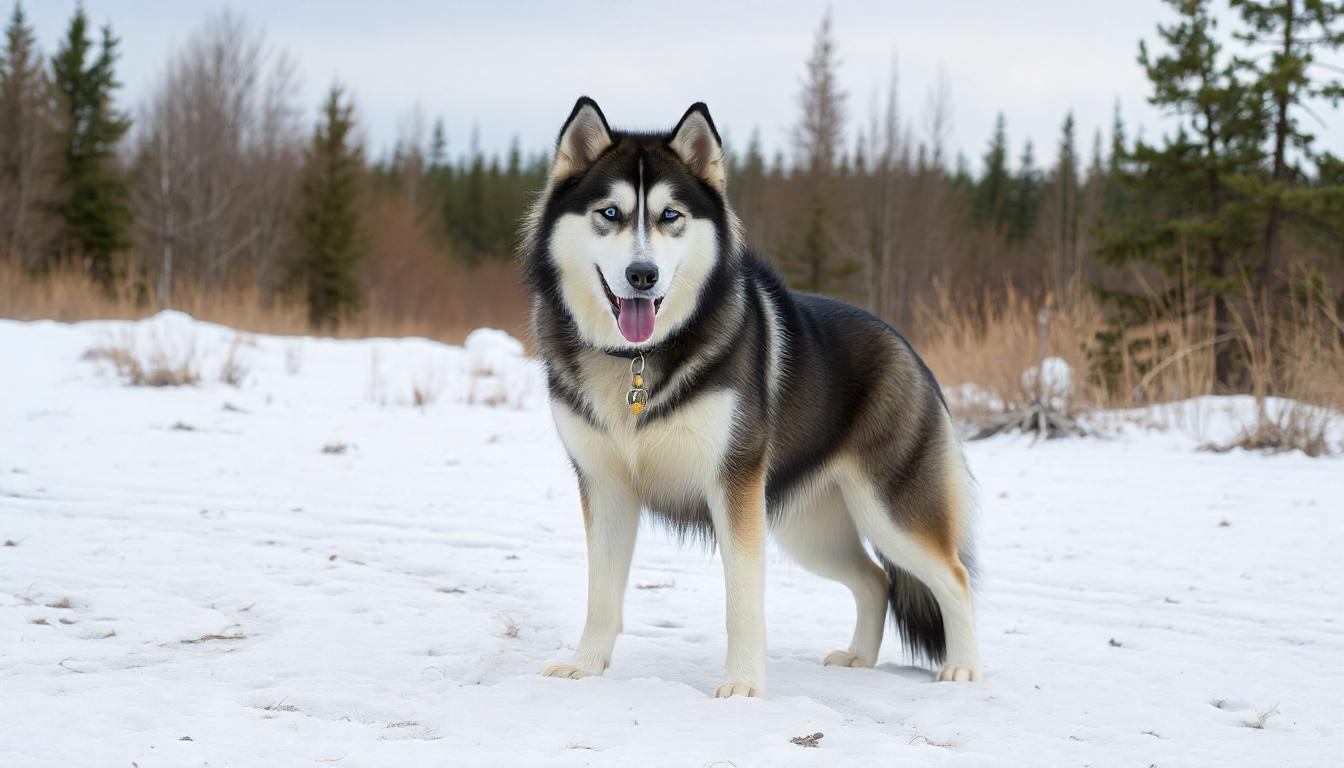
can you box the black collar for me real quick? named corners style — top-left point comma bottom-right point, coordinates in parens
top-left (601, 346), bottom-right (655, 359)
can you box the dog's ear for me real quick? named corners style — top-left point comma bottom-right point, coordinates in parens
top-left (668, 102), bottom-right (725, 191)
top-left (551, 96), bottom-right (613, 181)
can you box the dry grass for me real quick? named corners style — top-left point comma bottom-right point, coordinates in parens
top-left (1245, 705), bottom-right (1280, 730)
top-left (0, 255), bottom-right (528, 346)
top-left (220, 335), bottom-right (250, 386)
top-left (916, 279), bottom-right (1105, 424)
top-left (915, 273), bottom-right (1224, 422)
top-left (1220, 274), bottom-right (1344, 457)
top-left (85, 335), bottom-right (201, 387)
top-left (917, 267), bottom-right (1343, 454)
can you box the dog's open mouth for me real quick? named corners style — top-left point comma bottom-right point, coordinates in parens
top-left (598, 267), bottom-right (663, 344)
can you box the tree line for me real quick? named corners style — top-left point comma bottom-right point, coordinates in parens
top-left (733, 1), bottom-right (1342, 394)
top-left (2, 1), bottom-right (1341, 390)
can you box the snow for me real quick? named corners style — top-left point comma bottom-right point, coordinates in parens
top-left (2, 313), bottom-right (1341, 767)
top-left (1021, 355), bottom-right (1073, 407)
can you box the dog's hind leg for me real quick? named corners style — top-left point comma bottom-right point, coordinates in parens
top-left (773, 488), bottom-right (888, 668)
top-left (837, 444), bottom-right (981, 682)
top-left (541, 475), bottom-right (640, 679)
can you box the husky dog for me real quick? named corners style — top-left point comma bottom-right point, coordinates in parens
top-left (524, 97), bottom-right (980, 697)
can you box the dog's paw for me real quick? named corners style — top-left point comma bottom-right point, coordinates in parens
top-left (541, 662), bottom-right (601, 680)
top-left (935, 663), bottom-right (981, 682)
top-left (714, 681), bottom-right (763, 698)
top-left (822, 650), bottom-right (874, 668)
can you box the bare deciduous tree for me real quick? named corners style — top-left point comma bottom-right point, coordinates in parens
top-left (133, 11), bottom-right (301, 306)
top-left (394, 101), bottom-right (427, 212)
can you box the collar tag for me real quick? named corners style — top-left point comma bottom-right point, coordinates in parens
top-left (626, 354), bottom-right (648, 416)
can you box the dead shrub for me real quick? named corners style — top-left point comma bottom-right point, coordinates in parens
top-left (85, 333), bottom-right (200, 387)
top-left (1217, 272), bottom-right (1343, 457)
top-left (220, 335), bottom-right (250, 386)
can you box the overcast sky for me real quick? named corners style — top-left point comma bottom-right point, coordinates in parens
top-left (22, 1), bottom-right (1344, 171)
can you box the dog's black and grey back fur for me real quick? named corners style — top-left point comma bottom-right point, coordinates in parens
top-left (528, 98), bottom-right (981, 695)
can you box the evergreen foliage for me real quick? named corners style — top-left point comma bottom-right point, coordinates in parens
top-left (0, 3), bottom-right (60, 264)
top-left (292, 85), bottom-right (366, 328)
top-left (50, 6), bottom-right (131, 287)
top-left (972, 113), bottom-right (1011, 233)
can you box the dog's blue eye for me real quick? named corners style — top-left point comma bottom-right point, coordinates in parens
top-left (600, 207), bottom-right (620, 221)
top-left (662, 208), bottom-right (681, 221)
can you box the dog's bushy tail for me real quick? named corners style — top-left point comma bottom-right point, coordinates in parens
top-left (879, 555), bottom-right (946, 666)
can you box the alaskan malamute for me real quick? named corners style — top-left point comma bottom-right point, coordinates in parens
top-left (523, 97), bottom-right (980, 697)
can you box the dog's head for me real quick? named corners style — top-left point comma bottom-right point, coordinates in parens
top-left (524, 97), bottom-right (741, 351)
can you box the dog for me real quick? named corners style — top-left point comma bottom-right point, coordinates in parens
top-left (523, 97), bottom-right (981, 698)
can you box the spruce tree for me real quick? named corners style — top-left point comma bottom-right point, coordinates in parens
top-left (428, 118), bottom-right (447, 171)
top-left (1231, 0), bottom-right (1344, 281)
top-left (791, 195), bottom-right (862, 293)
top-left (1007, 140), bottom-right (1042, 243)
top-left (454, 128), bottom-right (487, 263)
top-left (0, 2), bottom-right (60, 265)
top-left (50, 7), bottom-right (131, 287)
top-left (1095, 0), bottom-right (1267, 388)
top-left (972, 113), bottom-right (1010, 233)
top-left (1055, 113), bottom-right (1080, 277)
top-left (293, 85), bottom-right (366, 328)
top-left (1104, 101), bottom-right (1130, 216)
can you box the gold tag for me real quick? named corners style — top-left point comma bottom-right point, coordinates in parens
top-left (627, 354), bottom-right (647, 416)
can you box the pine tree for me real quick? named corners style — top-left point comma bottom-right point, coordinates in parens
top-left (428, 117), bottom-right (447, 171)
top-left (1007, 140), bottom-right (1042, 244)
top-left (972, 113), bottom-right (1010, 233)
top-left (452, 126), bottom-right (487, 263)
top-left (802, 196), bottom-right (828, 291)
top-left (0, 2), bottom-right (60, 265)
top-left (1095, 0), bottom-right (1267, 388)
top-left (51, 6), bottom-right (132, 287)
top-left (1231, 0), bottom-right (1344, 282)
top-left (1087, 129), bottom-right (1106, 187)
top-left (1104, 101), bottom-right (1129, 215)
top-left (953, 151), bottom-right (972, 190)
top-left (292, 85), bottom-right (366, 328)
top-left (1055, 113), bottom-right (1080, 278)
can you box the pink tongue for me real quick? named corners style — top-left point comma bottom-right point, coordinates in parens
top-left (617, 297), bottom-right (656, 343)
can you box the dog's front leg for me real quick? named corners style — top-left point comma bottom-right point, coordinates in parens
top-left (709, 467), bottom-right (767, 698)
top-left (542, 477), bottom-right (639, 679)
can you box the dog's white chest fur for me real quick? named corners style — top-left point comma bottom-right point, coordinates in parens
top-left (551, 371), bottom-right (738, 504)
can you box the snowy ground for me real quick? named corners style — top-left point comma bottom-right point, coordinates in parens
top-left (2, 313), bottom-right (1341, 767)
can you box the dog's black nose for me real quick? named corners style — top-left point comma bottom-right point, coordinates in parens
top-left (625, 261), bottom-right (659, 291)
